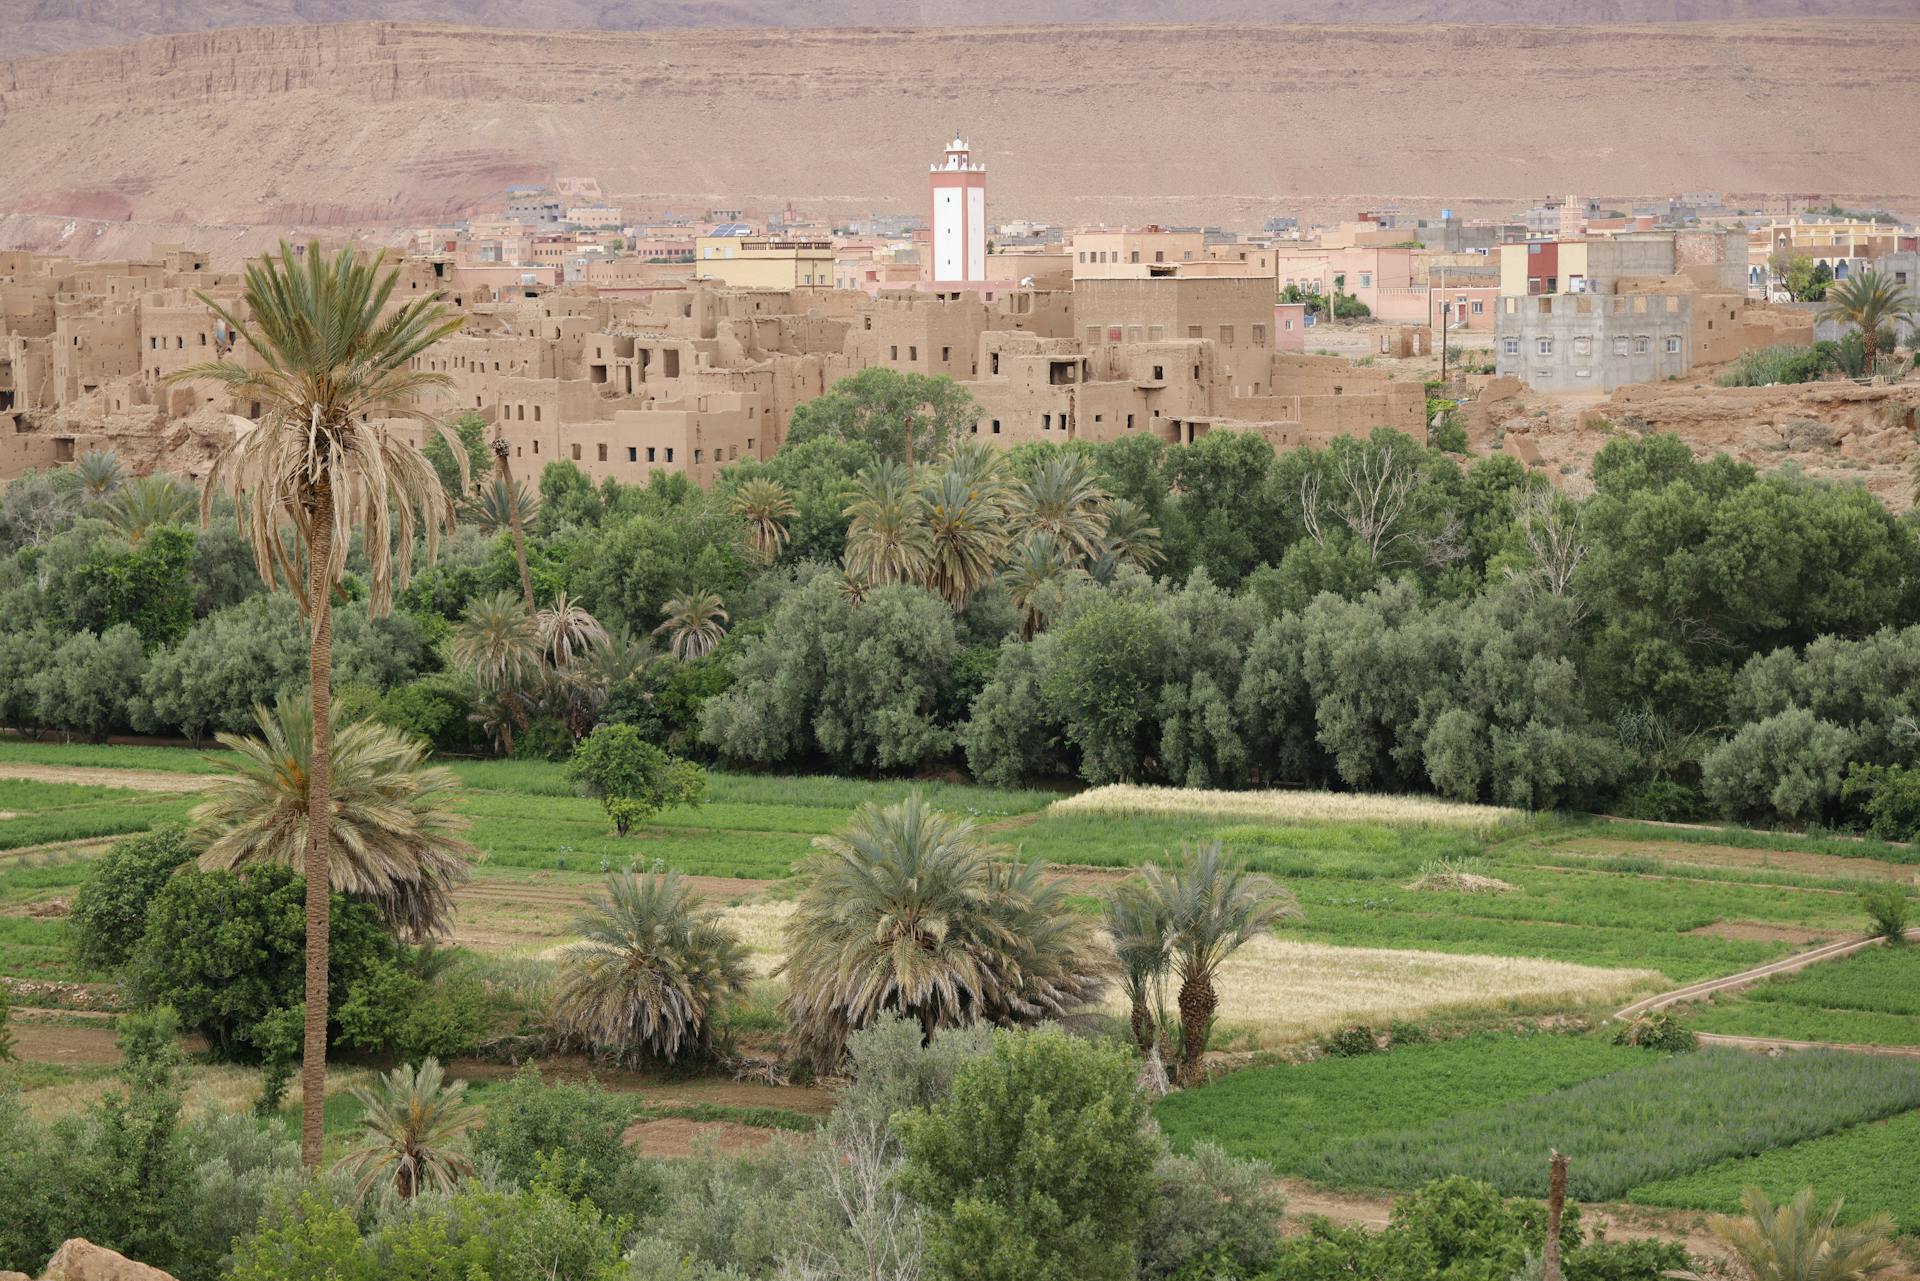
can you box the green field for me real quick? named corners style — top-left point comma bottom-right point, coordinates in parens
top-left (1628, 1109), bottom-right (1920, 1232)
top-left (1154, 1034), bottom-right (1640, 1173)
top-left (1318, 1047), bottom-right (1920, 1200)
top-left (1682, 945), bottom-right (1920, 1047)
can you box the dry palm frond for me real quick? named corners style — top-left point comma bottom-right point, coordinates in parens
top-left (554, 870), bottom-right (752, 1065)
top-left (191, 696), bottom-right (479, 939)
top-left (333, 1057), bottom-right (480, 1203)
top-left (538, 590), bottom-right (609, 669)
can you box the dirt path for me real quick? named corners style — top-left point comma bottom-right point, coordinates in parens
top-left (1616, 927), bottom-right (1920, 1040)
top-left (622, 1116), bottom-right (799, 1158)
top-left (0, 763), bottom-right (216, 793)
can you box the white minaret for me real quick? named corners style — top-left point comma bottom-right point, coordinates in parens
top-left (929, 136), bottom-right (986, 284)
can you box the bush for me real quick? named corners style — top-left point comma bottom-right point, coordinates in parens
top-left (1610, 1011), bottom-right (1698, 1052)
top-left (1140, 1142), bottom-right (1285, 1281)
top-left (1841, 762), bottom-right (1920, 842)
top-left (332, 955), bottom-right (494, 1063)
top-left (1860, 885), bottom-right (1910, 942)
top-left (1717, 343), bottom-right (1836, 387)
top-left (67, 827), bottom-right (198, 972)
top-left (470, 1067), bottom-right (661, 1223)
top-left (1701, 709), bottom-right (1860, 825)
top-left (830, 1015), bottom-right (996, 1143)
top-left (376, 673), bottom-right (487, 755)
top-left (124, 862), bottom-right (400, 1058)
top-left (1610, 779), bottom-right (1701, 822)
top-left (1322, 1025), bottom-right (1384, 1057)
top-left (565, 723), bottom-right (706, 834)
top-left (899, 1027), bottom-right (1159, 1281)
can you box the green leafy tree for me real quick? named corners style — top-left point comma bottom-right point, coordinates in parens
top-left (1040, 595), bottom-right (1174, 783)
top-left (787, 367), bottom-right (979, 468)
top-left (424, 410), bottom-right (489, 500)
top-left (554, 870), bottom-right (750, 1064)
top-left (471, 1066), bottom-right (662, 1221)
top-left (68, 827), bottom-right (197, 972)
top-left (565, 723), bottom-right (706, 833)
top-left (898, 1027), bottom-right (1158, 1281)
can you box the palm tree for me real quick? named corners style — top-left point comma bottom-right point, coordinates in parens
top-left (1090, 497), bottom-right (1165, 582)
top-left (453, 589), bottom-right (542, 703)
top-left (780, 792), bottom-right (1110, 1068)
top-left (1105, 878), bottom-right (1173, 1054)
top-left (1141, 841), bottom-right (1301, 1082)
top-left (104, 473), bottom-right (197, 544)
top-left (1817, 269), bottom-right (1918, 373)
top-left (916, 443), bottom-right (1009, 609)
top-left (843, 461), bottom-right (930, 588)
top-left (999, 530), bottom-right (1084, 639)
top-left (463, 474), bottom-right (540, 535)
top-left (191, 696), bottom-right (478, 941)
top-left (1711, 1187), bottom-right (1897, 1281)
top-left (731, 477), bottom-right (798, 565)
top-left (538, 590), bottom-right (608, 670)
top-left (654, 590), bottom-right (729, 660)
top-left (74, 449), bottom-right (125, 500)
top-left (490, 436), bottom-right (538, 616)
top-left (334, 1057), bottom-right (481, 1203)
top-left (1009, 453), bottom-right (1110, 560)
top-left (555, 871), bottom-right (752, 1065)
top-left (168, 240), bottom-right (462, 1171)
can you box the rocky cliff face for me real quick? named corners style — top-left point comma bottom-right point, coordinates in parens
top-left (1, 20), bottom-right (1916, 250)
top-left (11, 0), bottom-right (1915, 54)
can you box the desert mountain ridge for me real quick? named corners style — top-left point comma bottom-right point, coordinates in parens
top-left (9, 0), bottom-right (1916, 54)
top-left (2, 18), bottom-right (1916, 260)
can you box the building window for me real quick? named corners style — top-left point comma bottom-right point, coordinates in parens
top-left (1635, 336), bottom-right (1651, 353)
top-left (1126, 414), bottom-right (1135, 430)
top-left (534, 407), bottom-right (542, 422)
top-left (1152, 365), bottom-right (1164, 380)
top-left (571, 443), bottom-right (581, 460)
top-left (1359, 273), bottom-right (1372, 288)
top-left (1536, 338), bottom-right (1553, 355)
top-left (1086, 326), bottom-right (1100, 345)
top-left (1252, 324), bottom-right (1267, 344)
top-left (747, 438), bottom-right (754, 452)
top-left (665, 448), bottom-right (674, 462)
top-left (597, 443), bottom-right (608, 462)
top-left (1573, 337), bottom-right (1592, 356)
top-left (1613, 337), bottom-right (1628, 356)
top-left (890, 346), bottom-right (898, 360)
top-left (647, 447), bottom-right (656, 462)
top-left (627, 447), bottom-right (638, 462)
top-left (991, 419), bottom-right (1001, 434)
top-left (1471, 301), bottom-right (1484, 315)
top-left (1502, 338), bottom-right (1520, 355)
top-left (694, 449), bottom-right (703, 463)
top-left (1187, 326), bottom-right (1202, 339)
top-left (909, 346), bottom-right (918, 361)
top-left (1042, 414), bottom-right (1052, 431)
top-left (941, 346), bottom-right (950, 362)
top-left (1665, 335), bottom-right (1681, 353)
top-left (532, 440), bottom-right (540, 454)
top-left (1154, 250), bottom-right (1164, 262)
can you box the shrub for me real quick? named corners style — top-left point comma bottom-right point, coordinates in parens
top-left (1716, 344), bottom-right (1836, 387)
top-left (124, 862), bottom-right (399, 1058)
top-left (1701, 709), bottom-right (1860, 825)
top-left (470, 1067), bottom-right (661, 1222)
top-left (1841, 762), bottom-right (1920, 842)
top-left (1860, 885), bottom-right (1909, 942)
top-left (332, 956), bottom-right (494, 1063)
top-left (1139, 1141), bottom-right (1285, 1281)
top-left (830, 1016), bottom-right (996, 1143)
top-left (1611, 779), bottom-right (1701, 822)
top-left (1610, 1011), bottom-right (1698, 1052)
top-left (376, 673), bottom-right (487, 755)
top-left (898, 1027), bottom-right (1158, 1281)
top-left (67, 826), bottom-right (198, 972)
top-left (565, 723), bottom-right (706, 834)
top-left (1323, 1025), bottom-right (1385, 1057)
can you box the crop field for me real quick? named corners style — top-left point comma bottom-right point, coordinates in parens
top-left (1629, 1109), bottom-right (1920, 1233)
top-left (1681, 944), bottom-right (1920, 1047)
top-left (1317, 1047), bottom-right (1920, 1199)
top-left (1050, 783), bottom-right (1523, 832)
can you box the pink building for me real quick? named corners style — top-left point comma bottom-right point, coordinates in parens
top-left (1273, 302), bottom-right (1308, 350)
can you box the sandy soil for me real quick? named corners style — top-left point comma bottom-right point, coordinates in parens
top-left (1557, 837), bottom-right (1918, 884)
top-left (1685, 920), bottom-right (1832, 944)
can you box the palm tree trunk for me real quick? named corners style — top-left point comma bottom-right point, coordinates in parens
top-left (1544, 1150), bottom-right (1567, 1281)
top-left (300, 472), bottom-right (336, 1173)
top-left (492, 438), bottom-right (536, 616)
top-left (1176, 973), bottom-right (1216, 1085)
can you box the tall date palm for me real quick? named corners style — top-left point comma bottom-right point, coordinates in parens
top-left (167, 240), bottom-right (463, 1170)
top-left (1817, 268), bottom-right (1918, 373)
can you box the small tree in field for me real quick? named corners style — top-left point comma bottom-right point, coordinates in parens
top-left (898, 1027), bottom-right (1158, 1281)
top-left (565, 723), bottom-right (706, 835)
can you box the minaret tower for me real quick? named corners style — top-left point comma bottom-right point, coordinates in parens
top-left (929, 136), bottom-right (986, 284)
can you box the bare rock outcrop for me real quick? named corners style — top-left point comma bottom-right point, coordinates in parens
top-left (38, 1240), bottom-right (177, 1281)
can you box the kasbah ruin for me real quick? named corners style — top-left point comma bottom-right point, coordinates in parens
top-left (4, 138), bottom-right (1918, 509)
